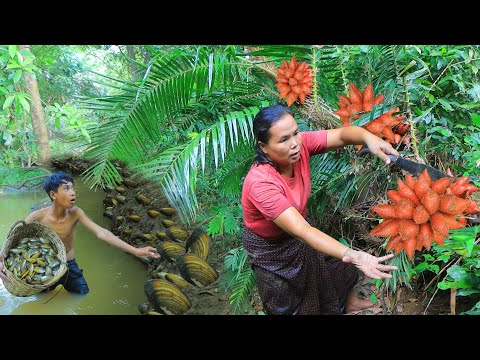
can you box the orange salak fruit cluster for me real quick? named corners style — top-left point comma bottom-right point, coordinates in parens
top-left (369, 169), bottom-right (480, 260)
top-left (335, 82), bottom-right (410, 146)
top-left (275, 55), bottom-right (314, 107)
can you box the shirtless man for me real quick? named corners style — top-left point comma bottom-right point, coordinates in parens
top-left (0, 172), bottom-right (160, 294)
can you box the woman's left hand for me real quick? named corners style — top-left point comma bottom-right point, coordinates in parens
top-left (364, 133), bottom-right (399, 164)
top-left (342, 249), bottom-right (397, 279)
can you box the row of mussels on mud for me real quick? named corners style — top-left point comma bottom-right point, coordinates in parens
top-left (52, 158), bottom-right (220, 315)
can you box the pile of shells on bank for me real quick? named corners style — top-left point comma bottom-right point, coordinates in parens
top-left (101, 165), bottom-right (219, 316)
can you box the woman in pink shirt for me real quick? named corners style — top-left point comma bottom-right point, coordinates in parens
top-left (241, 104), bottom-right (399, 315)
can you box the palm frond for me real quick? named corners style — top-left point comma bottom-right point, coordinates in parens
top-left (215, 142), bottom-right (255, 196)
top-left (224, 246), bottom-right (256, 314)
top-left (77, 49), bottom-right (263, 191)
top-left (80, 115), bottom-right (146, 188)
top-left (381, 250), bottom-right (413, 293)
top-left (308, 150), bottom-right (367, 215)
top-left (369, 45), bottom-right (405, 90)
top-left (133, 103), bottom-right (268, 224)
top-left (312, 45), bottom-right (350, 103)
top-left (242, 45), bottom-right (313, 59)
top-left (310, 152), bottom-right (354, 193)
top-left (174, 81), bottom-right (267, 133)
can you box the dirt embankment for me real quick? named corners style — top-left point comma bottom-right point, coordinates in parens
top-left (52, 157), bottom-right (229, 315)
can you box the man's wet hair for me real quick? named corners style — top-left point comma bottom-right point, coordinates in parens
top-left (44, 172), bottom-right (74, 200)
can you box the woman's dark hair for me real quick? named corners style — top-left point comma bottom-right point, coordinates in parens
top-left (44, 172), bottom-right (74, 200)
top-left (253, 104), bottom-right (294, 167)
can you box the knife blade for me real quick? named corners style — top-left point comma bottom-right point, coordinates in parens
top-left (357, 148), bottom-right (452, 181)
top-left (386, 155), bottom-right (451, 181)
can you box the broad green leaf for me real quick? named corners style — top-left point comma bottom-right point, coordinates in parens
top-left (411, 262), bottom-right (429, 274)
top-left (438, 98), bottom-right (454, 111)
top-left (458, 289), bottom-right (480, 297)
top-left (437, 253), bottom-right (451, 263)
top-left (423, 254), bottom-right (434, 261)
top-left (461, 301), bottom-right (480, 315)
top-left (338, 237), bottom-right (349, 247)
top-left (3, 131), bottom-right (13, 146)
top-left (471, 113), bottom-right (480, 127)
top-left (0, 53), bottom-right (10, 63)
top-left (429, 264), bottom-right (440, 274)
top-left (449, 226), bottom-right (479, 256)
top-left (16, 52), bottom-right (24, 65)
top-left (8, 45), bottom-right (16, 58)
top-left (6, 62), bottom-right (20, 69)
top-left (428, 126), bottom-right (451, 137)
top-left (13, 70), bottom-right (22, 83)
top-left (448, 265), bottom-right (480, 287)
top-left (3, 95), bottom-right (14, 109)
top-left (421, 134), bottom-right (432, 146)
top-left (17, 95), bottom-right (30, 113)
top-left (438, 272), bottom-right (480, 290)
top-left (18, 49), bottom-right (34, 58)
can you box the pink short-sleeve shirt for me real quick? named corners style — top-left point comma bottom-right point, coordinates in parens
top-left (241, 130), bottom-right (328, 238)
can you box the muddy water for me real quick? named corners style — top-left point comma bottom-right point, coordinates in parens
top-left (0, 178), bottom-right (148, 315)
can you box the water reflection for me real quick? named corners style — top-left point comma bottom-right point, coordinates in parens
top-left (0, 178), bottom-right (148, 315)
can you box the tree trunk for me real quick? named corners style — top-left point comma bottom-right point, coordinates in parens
top-left (126, 45), bottom-right (141, 82)
top-left (19, 45), bottom-right (50, 165)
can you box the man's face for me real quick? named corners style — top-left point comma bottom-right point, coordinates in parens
top-left (50, 181), bottom-right (76, 208)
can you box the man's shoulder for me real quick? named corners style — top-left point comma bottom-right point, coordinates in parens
top-left (28, 206), bottom-right (50, 219)
top-left (69, 206), bottom-right (84, 217)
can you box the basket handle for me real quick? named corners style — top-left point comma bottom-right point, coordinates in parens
top-left (7, 220), bottom-right (27, 240)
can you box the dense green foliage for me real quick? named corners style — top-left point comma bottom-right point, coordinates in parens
top-left (1, 45), bottom-right (479, 314)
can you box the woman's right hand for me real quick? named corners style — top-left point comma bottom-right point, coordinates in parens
top-left (0, 252), bottom-right (9, 283)
top-left (342, 249), bottom-right (397, 279)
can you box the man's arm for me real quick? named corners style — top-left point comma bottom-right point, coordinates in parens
top-left (76, 208), bottom-right (160, 259)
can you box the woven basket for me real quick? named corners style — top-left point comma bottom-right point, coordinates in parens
top-left (1, 220), bottom-right (67, 297)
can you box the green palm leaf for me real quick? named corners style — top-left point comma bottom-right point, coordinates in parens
top-left (308, 151), bottom-right (357, 214)
top-left (224, 246), bottom-right (256, 314)
top-left (369, 45), bottom-right (405, 89)
top-left (215, 142), bottom-right (256, 196)
top-left (77, 48), bottom-right (263, 191)
top-left (133, 103), bottom-right (268, 224)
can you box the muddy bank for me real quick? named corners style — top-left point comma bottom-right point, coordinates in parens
top-left (51, 157), bottom-right (228, 315)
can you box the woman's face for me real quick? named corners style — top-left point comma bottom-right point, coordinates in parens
top-left (260, 113), bottom-right (302, 168)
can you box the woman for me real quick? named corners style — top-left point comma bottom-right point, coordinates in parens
top-left (241, 104), bottom-right (398, 315)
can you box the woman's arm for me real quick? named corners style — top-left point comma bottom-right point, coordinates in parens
top-left (273, 207), bottom-right (396, 279)
top-left (325, 126), bottom-right (399, 163)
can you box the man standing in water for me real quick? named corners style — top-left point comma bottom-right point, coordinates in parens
top-left (0, 172), bottom-right (160, 294)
